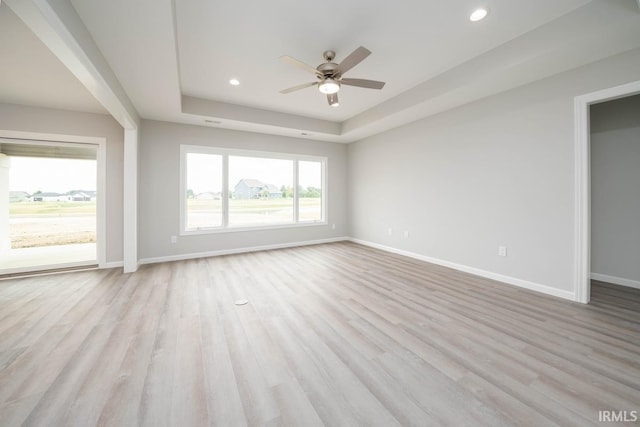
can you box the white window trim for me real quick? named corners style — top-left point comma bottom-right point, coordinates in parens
top-left (180, 145), bottom-right (327, 235)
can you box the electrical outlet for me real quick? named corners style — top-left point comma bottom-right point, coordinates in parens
top-left (388, 228), bottom-right (393, 236)
top-left (331, 223), bottom-right (336, 230)
top-left (498, 246), bottom-right (507, 257)
top-left (171, 235), bottom-right (177, 244)
top-left (404, 231), bottom-right (409, 238)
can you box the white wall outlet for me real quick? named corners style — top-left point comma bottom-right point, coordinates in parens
top-left (403, 231), bottom-right (409, 238)
top-left (387, 228), bottom-right (393, 236)
top-left (498, 246), bottom-right (507, 257)
top-left (331, 223), bottom-right (336, 230)
top-left (171, 235), bottom-right (177, 244)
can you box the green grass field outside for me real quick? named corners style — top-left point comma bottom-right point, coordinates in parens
top-left (9, 199), bottom-right (319, 215)
top-left (187, 198), bottom-right (320, 210)
top-left (9, 201), bottom-right (96, 216)
top-left (186, 197), bottom-right (322, 227)
top-left (7, 199), bottom-right (322, 248)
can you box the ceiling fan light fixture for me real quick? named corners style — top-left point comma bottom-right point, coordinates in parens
top-left (318, 78), bottom-right (340, 94)
top-left (328, 93), bottom-right (339, 107)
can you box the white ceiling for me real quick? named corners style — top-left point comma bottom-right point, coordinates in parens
top-left (174, 0), bottom-right (592, 121)
top-left (3, 0), bottom-right (640, 142)
top-left (0, 3), bottom-right (105, 114)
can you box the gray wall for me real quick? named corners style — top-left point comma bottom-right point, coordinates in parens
top-left (0, 103), bottom-right (124, 263)
top-left (348, 48), bottom-right (640, 295)
top-left (138, 120), bottom-right (348, 260)
top-left (590, 94), bottom-right (640, 284)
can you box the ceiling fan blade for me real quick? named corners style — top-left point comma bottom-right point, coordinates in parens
top-left (335, 46), bottom-right (371, 76)
top-left (341, 78), bottom-right (385, 90)
top-left (279, 82), bottom-right (317, 94)
top-left (280, 55), bottom-right (321, 76)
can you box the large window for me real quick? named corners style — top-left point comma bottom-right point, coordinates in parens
top-left (181, 146), bottom-right (326, 233)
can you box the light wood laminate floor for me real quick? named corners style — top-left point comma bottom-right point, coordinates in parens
top-left (0, 242), bottom-right (639, 426)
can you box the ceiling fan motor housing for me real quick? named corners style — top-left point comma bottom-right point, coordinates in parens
top-left (316, 62), bottom-right (338, 77)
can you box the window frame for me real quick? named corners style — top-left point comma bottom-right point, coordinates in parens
top-left (180, 145), bottom-right (327, 235)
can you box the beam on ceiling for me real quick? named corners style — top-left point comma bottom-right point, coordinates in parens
top-left (4, 0), bottom-right (140, 129)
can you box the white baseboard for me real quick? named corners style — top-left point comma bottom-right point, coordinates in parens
top-left (349, 238), bottom-right (577, 302)
top-left (591, 272), bottom-right (640, 290)
top-left (139, 237), bottom-right (349, 265)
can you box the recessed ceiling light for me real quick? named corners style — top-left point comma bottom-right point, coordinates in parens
top-left (470, 8), bottom-right (488, 22)
top-left (229, 78), bottom-right (240, 86)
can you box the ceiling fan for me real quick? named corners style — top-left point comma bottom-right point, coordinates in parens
top-left (279, 46), bottom-right (385, 107)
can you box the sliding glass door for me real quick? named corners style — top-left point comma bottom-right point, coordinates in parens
top-left (0, 139), bottom-right (99, 275)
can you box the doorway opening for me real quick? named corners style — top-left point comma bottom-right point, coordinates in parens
top-left (574, 80), bottom-right (640, 303)
top-left (590, 95), bottom-right (640, 298)
top-left (1, 138), bottom-right (103, 275)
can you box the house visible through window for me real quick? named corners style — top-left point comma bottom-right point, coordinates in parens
top-left (229, 156), bottom-right (294, 226)
top-left (181, 146), bottom-right (326, 233)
